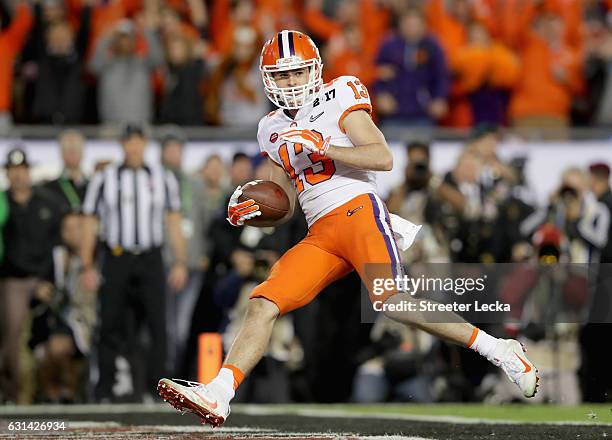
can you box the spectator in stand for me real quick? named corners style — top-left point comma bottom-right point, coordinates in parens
top-left (580, 23), bottom-right (612, 126)
top-left (0, 1), bottom-right (32, 131)
top-left (302, 0), bottom-right (389, 62)
top-left (209, 0), bottom-right (257, 55)
top-left (497, 0), bottom-right (583, 52)
top-left (374, 8), bottom-right (449, 127)
top-left (0, 148), bottom-right (64, 404)
top-left (89, 14), bottom-right (163, 125)
top-left (255, 0), bottom-right (301, 41)
top-left (323, 24), bottom-right (377, 87)
top-left (424, 0), bottom-right (477, 127)
top-left (199, 154), bottom-right (228, 212)
top-left (205, 25), bottom-right (268, 126)
top-left (158, 4), bottom-right (206, 46)
top-left (509, 13), bottom-right (582, 137)
top-left (86, 0), bottom-right (142, 58)
top-left (452, 22), bottom-right (520, 126)
top-left (158, 33), bottom-right (207, 125)
top-left (31, 15), bottom-right (90, 124)
top-left (43, 129), bottom-right (88, 212)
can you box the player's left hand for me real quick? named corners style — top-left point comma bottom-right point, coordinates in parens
top-left (280, 128), bottom-right (331, 156)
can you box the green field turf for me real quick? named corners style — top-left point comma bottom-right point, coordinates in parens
top-left (264, 403), bottom-right (612, 424)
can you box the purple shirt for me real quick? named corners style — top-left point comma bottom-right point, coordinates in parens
top-left (374, 34), bottom-right (449, 123)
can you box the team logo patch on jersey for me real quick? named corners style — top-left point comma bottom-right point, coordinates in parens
top-left (290, 122), bottom-right (298, 127)
top-left (270, 132), bottom-right (279, 143)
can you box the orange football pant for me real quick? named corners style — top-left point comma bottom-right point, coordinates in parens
top-left (250, 193), bottom-right (402, 314)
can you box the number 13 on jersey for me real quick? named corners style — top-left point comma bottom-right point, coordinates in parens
top-left (278, 131), bottom-right (336, 194)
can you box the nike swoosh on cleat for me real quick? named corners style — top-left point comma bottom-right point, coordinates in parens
top-left (196, 393), bottom-right (218, 409)
top-left (309, 112), bottom-right (324, 122)
top-left (515, 352), bottom-right (532, 373)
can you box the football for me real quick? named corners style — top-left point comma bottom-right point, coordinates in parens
top-left (238, 180), bottom-right (290, 226)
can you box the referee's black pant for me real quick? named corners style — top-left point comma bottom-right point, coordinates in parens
top-left (95, 247), bottom-right (167, 401)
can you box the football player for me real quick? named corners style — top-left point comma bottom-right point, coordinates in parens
top-left (158, 30), bottom-right (539, 426)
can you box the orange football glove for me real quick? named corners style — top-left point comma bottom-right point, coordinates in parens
top-left (226, 181), bottom-right (262, 227)
top-left (279, 128), bottom-right (331, 156)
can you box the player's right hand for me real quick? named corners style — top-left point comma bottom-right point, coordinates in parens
top-left (226, 182), bottom-right (262, 227)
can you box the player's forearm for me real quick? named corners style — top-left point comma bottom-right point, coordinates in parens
top-left (326, 143), bottom-right (393, 171)
top-left (267, 162), bottom-right (297, 226)
top-left (80, 215), bottom-right (98, 268)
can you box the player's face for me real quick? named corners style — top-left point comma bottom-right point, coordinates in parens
top-left (271, 67), bottom-right (310, 89)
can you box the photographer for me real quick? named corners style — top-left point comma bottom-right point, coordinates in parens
top-left (29, 212), bottom-right (95, 403)
top-left (495, 223), bottom-right (586, 404)
top-left (214, 242), bottom-right (296, 403)
top-left (520, 167), bottom-right (610, 263)
top-left (387, 141), bottom-right (464, 263)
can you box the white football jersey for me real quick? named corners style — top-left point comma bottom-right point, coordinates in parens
top-left (257, 75), bottom-right (378, 226)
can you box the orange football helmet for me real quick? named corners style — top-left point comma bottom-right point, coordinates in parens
top-left (259, 30), bottom-right (323, 109)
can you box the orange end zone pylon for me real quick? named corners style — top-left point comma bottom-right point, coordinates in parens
top-left (198, 332), bottom-right (222, 385)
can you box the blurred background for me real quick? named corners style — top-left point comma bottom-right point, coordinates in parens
top-left (1, 0), bottom-right (612, 408)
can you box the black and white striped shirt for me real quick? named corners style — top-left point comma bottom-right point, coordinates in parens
top-left (83, 163), bottom-right (181, 252)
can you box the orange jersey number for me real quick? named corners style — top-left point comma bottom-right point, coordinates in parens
top-left (278, 132), bottom-right (336, 194)
top-left (279, 142), bottom-right (305, 193)
top-left (347, 80), bottom-right (369, 100)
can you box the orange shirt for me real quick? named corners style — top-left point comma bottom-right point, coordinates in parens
top-left (497, 0), bottom-right (583, 51)
top-left (425, 0), bottom-right (467, 65)
top-left (0, 3), bottom-right (33, 112)
top-left (303, 0), bottom-right (389, 61)
top-left (323, 45), bottom-right (376, 87)
top-left (509, 33), bottom-right (581, 120)
top-left (255, 0), bottom-right (303, 37)
top-left (453, 43), bottom-right (519, 93)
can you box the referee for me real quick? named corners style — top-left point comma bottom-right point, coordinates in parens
top-left (80, 124), bottom-right (187, 401)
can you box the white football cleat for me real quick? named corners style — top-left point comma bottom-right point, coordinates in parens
top-left (157, 378), bottom-right (230, 427)
top-left (489, 339), bottom-right (540, 398)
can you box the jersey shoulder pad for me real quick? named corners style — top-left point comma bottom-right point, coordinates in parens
top-left (331, 75), bottom-right (372, 132)
top-left (256, 112), bottom-right (283, 162)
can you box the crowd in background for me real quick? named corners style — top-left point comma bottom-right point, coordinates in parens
top-left (2, 0), bottom-right (612, 129)
top-left (0, 124), bottom-right (611, 406)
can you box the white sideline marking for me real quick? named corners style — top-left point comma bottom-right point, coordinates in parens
top-left (236, 404), bottom-right (612, 427)
top-left (1, 403), bottom-right (610, 427)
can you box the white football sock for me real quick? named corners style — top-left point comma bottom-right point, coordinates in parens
top-left (469, 328), bottom-right (499, 359)
top-left (207, 368), bottom-right (235, 403)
